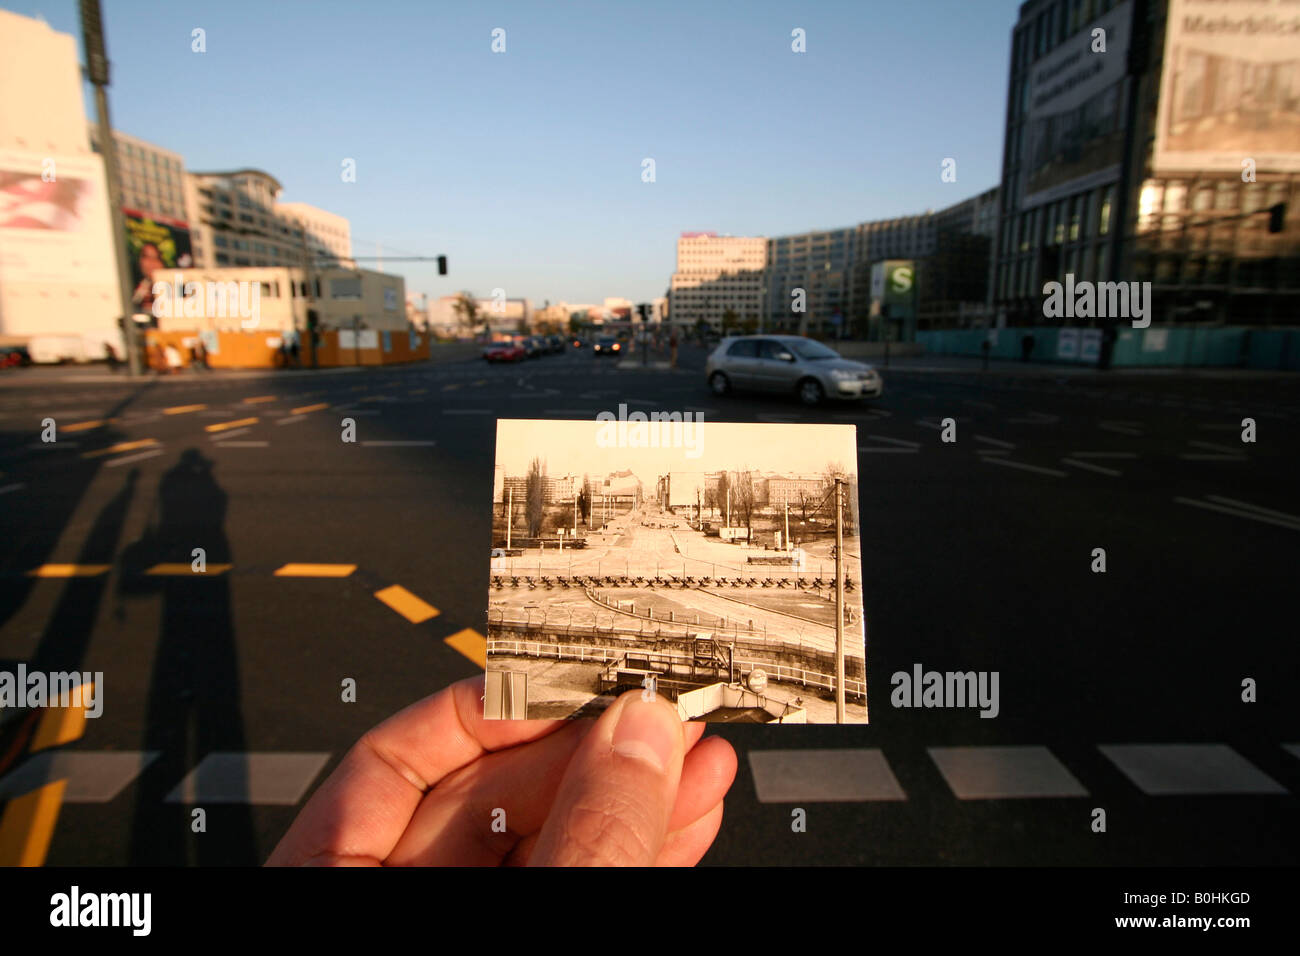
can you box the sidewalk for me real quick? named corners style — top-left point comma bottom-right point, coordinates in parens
top-left (876, 354), bottom-right (1299, 380)
top-left (0, 349), bottom-right (479, 389)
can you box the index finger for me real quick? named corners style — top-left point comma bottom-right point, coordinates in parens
top-left (267, 674), bottom-right (565, 865)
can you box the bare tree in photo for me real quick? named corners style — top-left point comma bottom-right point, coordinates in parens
top-left (822, 462), bottom-right (855, 535)
top-left (731, 469), bottom-right (755, 540)
top-left (716, 471), bottom-right (731, 525)
top-left (525, 457), bottom-right (545, 537)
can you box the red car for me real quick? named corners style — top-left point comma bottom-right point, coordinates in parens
top-left (483, 341), bottom-right (525, 362)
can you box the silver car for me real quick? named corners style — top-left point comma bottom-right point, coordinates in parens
top-left (705, 335), bottom-right (883, 405)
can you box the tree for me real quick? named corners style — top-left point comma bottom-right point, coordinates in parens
top-left (452, 292), bottom-right (479, 333)
top-left (715, 471), bottom-right (731, 524)
top-left (525, 457), bottom-right (545, 537)
top-left (730, 469), bottom-right (755, 540)
top-left (822, 462), bottom-right (855, 535)
top-left (721, 308), bottom-right (739, 333)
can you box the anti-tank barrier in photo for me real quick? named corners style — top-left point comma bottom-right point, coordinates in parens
top-left (485, 611), bottom-right (865, 695)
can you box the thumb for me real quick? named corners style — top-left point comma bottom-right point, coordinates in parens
top-left (529, 688), bottom-right (686, 866)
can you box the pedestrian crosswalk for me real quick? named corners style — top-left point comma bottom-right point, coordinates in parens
top-left (4, 741), bottom-right (1291, 811)
top-left (748, 742), bottom-right (1296, 802)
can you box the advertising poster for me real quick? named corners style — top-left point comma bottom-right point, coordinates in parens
top-left (124, 210), bottom-right (193, 318)
top-left (1154, 0), bottom-right (1300, 174)
top-left (1020, 1), bottom-right (1133, 209)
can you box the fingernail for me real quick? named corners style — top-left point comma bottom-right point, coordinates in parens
top-left (611, 695), bottom-right (677, 774)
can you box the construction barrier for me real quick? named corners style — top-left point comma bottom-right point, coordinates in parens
top-left (917, 326), bottom-right (1300, 370)
top-left (144, 328), bottom-right (446, 370)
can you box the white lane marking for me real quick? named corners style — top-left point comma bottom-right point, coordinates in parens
top-left (980, 457), bottom-right (1068, 477)
top-left (1069, 451), bottom-right (1138, 458)
top-left (1204, 495), bottom-right (1300, 524)
top-left (210, 428), bottom-right (252, 441)
top-left (275, 415), bottom-right (306, 425)
top-left (1099, 744), bottom-right (1287, 796)
top-left (106, 449), bottom-right (165, 467)
top-left (442, 409), bottom-right (493, 415)
top-left (360, 440), bottom-right (437, 447)
top-left (1061, 457), bottom-right (1122, 477)
top-left (929, 746), bottom-right (1088, 799)
top-left (1006, 411), bottom-right (1059, 424)
top-left (864, 434), bottom-right (920, 448)
top-left (0, 482), bottom-right (24, 495)
top-left (973, 434), bottom-right (1015, 449)
top-left (1175, 496), bottom-right (1300, 531)
top-left (213, 440), bottom-right (269, 447)
top-left (749, 749), bottom-right (905, 802)
top-left (1099, 422), bottom-right (1143, 436)
top-left (1189, 440), bottom-right (1246, 454)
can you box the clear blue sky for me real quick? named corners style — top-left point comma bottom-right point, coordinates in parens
top-left (10, 0), bottom-right (1020, 305)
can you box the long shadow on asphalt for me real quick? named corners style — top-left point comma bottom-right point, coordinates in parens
top-left (119, 447), bottom-right (254, 865)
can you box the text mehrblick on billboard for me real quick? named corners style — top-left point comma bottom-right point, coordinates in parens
top-left (1154, 0), bottom-right (1300, 174)
top-left (1019, 0), bottom-right (1133, 210)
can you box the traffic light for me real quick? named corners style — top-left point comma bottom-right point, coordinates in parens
top-left (1268, 203), bottom-right (1286, 234)
top-left (437, 255), bottom-right (448, 275)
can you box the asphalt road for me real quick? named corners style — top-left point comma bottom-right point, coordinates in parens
top-left (1, 344), bottom-right (1297, 865)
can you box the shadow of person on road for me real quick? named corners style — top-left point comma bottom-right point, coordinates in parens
top-left (123, 447), bottom-right (254, 865)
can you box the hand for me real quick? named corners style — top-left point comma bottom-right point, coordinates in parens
top-left (267, 675), bottom-right (737, 866)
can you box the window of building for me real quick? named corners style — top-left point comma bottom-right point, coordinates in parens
top-left (1099, 187), bottom-right (1114, 235)
top-left (1069, 196), bottom-right (1081, 241)
top-left (1215, 182), bottom-right (1237, 212)
top-left (1096, 243), bottom-right (1110, 279)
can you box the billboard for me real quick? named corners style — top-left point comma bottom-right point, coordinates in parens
top-left (0, 148), bottom-right (116, 285)
top-left (870, 260), bottom-right (917, 319)
top-left (1154, 0), bottom-right (1300, 174)
top-left (124, 210), bottom-right (193, 317)
top-left (1020, 1), bottom-right (1133, 209)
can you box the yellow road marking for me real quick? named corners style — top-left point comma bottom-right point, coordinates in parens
top-left (62, 418), bottom-right (116, 433)
top-left (30, 681), bottom-right (94, 753)
top-left (374, 585), bottom-right (440, 623)
top-left (0, 780), bottom-right (66, 867)
top-left (472, 379), bottom-right (487, 386)
top-left (274, 563), bottom-right (356, 577)
top-left (205, 417), bottom-right (258, 433)
top-left (407, 389), bottom-right (427, 396)
top-left (144, 563), bottom-right (232, 575)
top-left (441, 383), bottom-right (460, 391)
top-left (25, 564), bottom-right (111, 578)
top-left (81, 438), bottom-right (158, 458)
top-left (445, 628), bottom-right (486, 668)
top-left (291, 402), bottom-right (329, 415)
top-left (164, 404), bottom-right (206, 415)
top-left (242, 395), bottom-right (277, 404)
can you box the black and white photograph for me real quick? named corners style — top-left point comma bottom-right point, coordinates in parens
top-left (485, 418), bottom-right (866, 723)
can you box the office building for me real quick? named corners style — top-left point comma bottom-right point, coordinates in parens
top-left (669, 232), bottom-right (767, 332)
top-left (992, 0), bottom-right (1299, 327)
